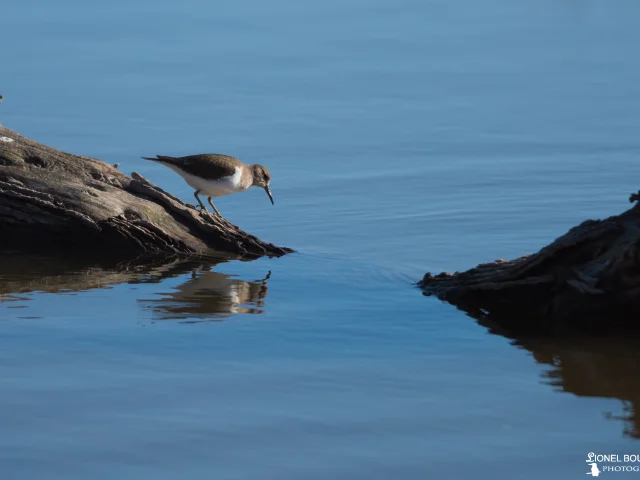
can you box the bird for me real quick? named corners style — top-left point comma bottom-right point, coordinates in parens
top-left (141, 153), bottom-right (274, 218)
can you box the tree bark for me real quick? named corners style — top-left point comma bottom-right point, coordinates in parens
top-left (419, 194), bottom-right (640, 334)
top-left (0, 125), bottom-right (292, 258)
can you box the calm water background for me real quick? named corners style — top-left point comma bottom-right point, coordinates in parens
top-left (2, 0), bottom-right (640, 478)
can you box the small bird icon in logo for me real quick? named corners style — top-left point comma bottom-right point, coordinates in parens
top-left (586, 463), bottom-right (601, 476)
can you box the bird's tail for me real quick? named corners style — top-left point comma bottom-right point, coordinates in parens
top-left (141, 155), bottom-right (177, 164)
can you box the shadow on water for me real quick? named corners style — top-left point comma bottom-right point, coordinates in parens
top-left (0, 250), bottom-right (271, 322)
top-left (474, 315), bottom-right (640, 440)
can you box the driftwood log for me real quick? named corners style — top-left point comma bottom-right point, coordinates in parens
top-left (420, 195), bottom-right (640, 334)
top-left (0, 125), bottom-right (292, 258)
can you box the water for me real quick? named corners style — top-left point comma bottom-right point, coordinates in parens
top-left (2, 0), bottom-right (640, 478)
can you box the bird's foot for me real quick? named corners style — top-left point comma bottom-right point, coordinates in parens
top-left (196, 207), bottom-right (211, 218)
top-left (198, 208), bottom-right (222, 221)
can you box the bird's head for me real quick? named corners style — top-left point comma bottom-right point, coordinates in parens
top-left (251, 164), bottom-right (274, 205)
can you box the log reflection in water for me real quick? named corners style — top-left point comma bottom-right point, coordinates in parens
top-left (477, 314), bottom-right (640, 439)
top-left (0, 251), bottom-right (270, 321)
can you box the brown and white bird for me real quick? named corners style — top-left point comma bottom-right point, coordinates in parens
top-left (141, 153), bottom-right (274, 218)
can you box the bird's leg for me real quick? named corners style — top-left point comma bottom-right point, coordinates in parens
top-left (194, 190), bottom-right (207, 211)
top-left (207, 197), bottom-right (223, 218)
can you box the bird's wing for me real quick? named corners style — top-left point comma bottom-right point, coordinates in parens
top-left (177, 154), bottom-right (239, 180)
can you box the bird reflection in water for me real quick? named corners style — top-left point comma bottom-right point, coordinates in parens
top-left (140, 266), bottom-right (271, 323)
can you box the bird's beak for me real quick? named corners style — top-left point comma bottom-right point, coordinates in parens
top-left (265, 186), bottom-right (274, 205)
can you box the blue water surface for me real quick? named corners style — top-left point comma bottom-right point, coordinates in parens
top-left (2, 0), bottom-right (640, 478)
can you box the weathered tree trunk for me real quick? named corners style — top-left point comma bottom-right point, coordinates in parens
top-left (0, 125), bottom-right (292, 258)
top-left (419, 194), bottom-right (640, 334)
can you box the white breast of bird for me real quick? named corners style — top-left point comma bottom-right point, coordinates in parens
top-left (175, 166), bottom-right (247, 198)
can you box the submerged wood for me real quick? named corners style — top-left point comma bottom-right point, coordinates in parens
top-left (0, 125), bottom-right (292, 258)
top-left (419, 194), bottom-right (640, 333)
